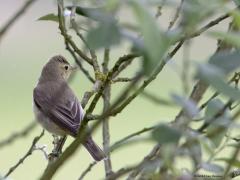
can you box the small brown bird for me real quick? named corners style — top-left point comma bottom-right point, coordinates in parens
top-left (33, 55), bottom-right (105, 161)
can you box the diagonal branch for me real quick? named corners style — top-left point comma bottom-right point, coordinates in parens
top-left (0, 0), bottom-right (38, 41)
top-left (4, 130), bottom-right (44, 178)
top-left (0, 121), bottom-right (37, 148)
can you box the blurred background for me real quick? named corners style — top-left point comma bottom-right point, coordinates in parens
top-left (0, 0), bottom-right (230, 179)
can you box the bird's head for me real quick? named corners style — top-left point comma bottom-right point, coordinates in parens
top-left (40, 55), bottom-right (77, 82)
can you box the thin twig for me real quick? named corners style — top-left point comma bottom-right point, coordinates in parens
top-left (0, 121), bottom-right (37, 148)
top-left (0, 0), bottom-right (37, 41)
top-left (168, 0), bottom-right (184, 30)
top-left (140, 90), bottom-right (174, 106)
top-left (107, 165), bottom-right (138, 180)
top-left (65, 43), bottom-right (95, 83)
top-left (102, 48), bottom-right (113, 177)
top-left (110, 126), bottom-right (155, 152)
top-left (57, 1), bottom-right (93, 66)
top-left (112, 77), bottom-right (135, 83)
top-left (4, 130), bottom-right (44, 178)
top-left (127, 145), bottom-right (161, 179)
top-left (69, 6), bottom-right (100, 73)
top-left (109, 41), bottom-right (183, 117)
top-left (78, 161), bottom-right (97, 180)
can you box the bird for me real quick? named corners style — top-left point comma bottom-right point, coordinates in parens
top-left (33, 55), bottom-right (105, 161)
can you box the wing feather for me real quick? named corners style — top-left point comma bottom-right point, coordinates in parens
top-left (33, 85), bottom-right (84, 136)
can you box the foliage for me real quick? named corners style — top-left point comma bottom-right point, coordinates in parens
top-left (2, 0), bottom-right (240, 179)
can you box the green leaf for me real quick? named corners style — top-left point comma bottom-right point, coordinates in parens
top-left (215, 158), bottom-right (240, 167)
top-left (208, 51), bottom-right (240, 74)
top-left (171, 94), bottom-right (199, 118)
top-left (38, 13), bottom-right (58, 22)
top-left (232, 0), bottom-right (240, 6)
top-left (200, 136), bottom-right (215, 155)
top-left (205, 99), bottom-right (229, 119)
top-left (129, 0), bottom-right (171, 75)
top-left (201, 162), bottom-right (224, 173)
top-left (67, 6), bottom-right (114, 23)
top-left (152, 124), bottom-right (181, 144)
top-left (86, 22), bottom-right (121, 49)
top-left (197, 64), bottom-right (240, 100)
top-left (204, 99), bottom-right (230, 148)
top-left (210, 31), bottom-right (240, 48)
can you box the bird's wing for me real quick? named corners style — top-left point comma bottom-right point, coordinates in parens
top-left (33, 85), bottom-right (84, 136)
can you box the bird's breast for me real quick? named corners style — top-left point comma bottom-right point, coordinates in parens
top-left (33, 102), bottom-right (66, 136)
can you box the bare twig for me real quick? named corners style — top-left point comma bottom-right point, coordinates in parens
top-left (0, 0), bottom-right (37, 41)
top-left (181, 40), bottom-right (190, 94)
top-left (69, 4), bottom-right (101, 74)
top-left (140, 90), bottom-right (174, 106)
top-left (65, 43), bottom-right (95, 83)
top-left (127, 145), bottom-right (161, 179)
top-left (112, 77), bottom-right (135, 83)
top-left (107, 165), bottom-right (138, 180)
top-left (102, 48), bottom-right (113, 176)
top-left (110, 126), bottom-right (155, 152)
top-left (168, 0), bottom-right (184, 30)
top-left (0, 121), bottom-right (37, 148)
top-left (4, 130), bottom-right (44, 178)
top-left (57, 1), bottom-right (93, 66)
top-left (109, 41), bottom-right (183, 117)
top-left (78, 161), bottom-right (97, 180)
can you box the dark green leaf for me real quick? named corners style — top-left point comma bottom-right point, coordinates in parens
top-left (197, 64), bottom-right (240, 100)
top-left (200, 137), bottom-right (215, 155)
top-left (201, 162), bottom-right (224, 173)
top-left (130, 1), bottom-right (171, 75)
top-left (215, 158), bottom-right (240, 167)
top-left (210, 31), bottom-right (240, 48)
top-left (209, 51), bottom-right (240, 74)
top-left (86, 22), bottom-right (121, 49)
top-left (67, 6), bottom-right (115, 23)
top-left (205, 99), bottom-right (229, 120)
top-left (204, 99), bottom-right (230, 148)
top-left (152, 124), bottom-right (181, 144)
top-left (38, 13), bottom-right (58, 22)
top-left (171, 94), bottom-right (199, 118)
top-left (233, 0), bottom-right (240, 6)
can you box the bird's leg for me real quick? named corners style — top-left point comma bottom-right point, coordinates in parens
top-left (48, 135), bottom-right (67, 161)
top-left (55, 135), bottom-right (67, 154)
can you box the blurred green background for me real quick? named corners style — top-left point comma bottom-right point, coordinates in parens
top-left (0, 0), bottom-right (230, 179)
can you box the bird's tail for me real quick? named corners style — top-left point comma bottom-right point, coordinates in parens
top-left (84, 137), bottom-right (106, 161)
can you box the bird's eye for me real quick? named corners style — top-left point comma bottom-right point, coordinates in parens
top-left (64, 65), bottom-right (69, 70)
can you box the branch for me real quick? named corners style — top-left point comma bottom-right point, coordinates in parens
top-left (107, 165), bottom-right (138, 180)
top-left (65, 43), bottom-right (95, 83)
top-left (4, 130), bottom-right (44, 178)
top-left (78, 161), bottom-right (97, 180)
top-left (140, 90), bottom-right (174, 106)
top-left (112, 77), bottom-right (135, 83)
top-left (109, 41), bottom-right (183, 117)
top-left (0, 121), bottom-right (37, 148)
top-left (110, 126), bottom-right (155, 152)
top-left (127, 145), bottom-right (161, 179)
top-left (57, 2), bottom-right (93, 66)
top-left (0, 0), bottom-right (37, 41)
top-left (168, 0), bottom-right (184, 30)
top-left (102, 48), bottom-right (113, 177)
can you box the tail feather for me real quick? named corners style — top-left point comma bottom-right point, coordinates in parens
top-left (84, 137), bottom-right (106, 161)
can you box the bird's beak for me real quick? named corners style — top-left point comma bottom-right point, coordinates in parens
top-left (70, 66), bottom-right (78, 71)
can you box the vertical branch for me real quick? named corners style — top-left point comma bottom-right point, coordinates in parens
top-left (102, 48), bottom-right (113, 176)
top-left (181, 40), bottom-right (190, 94)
